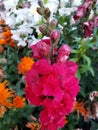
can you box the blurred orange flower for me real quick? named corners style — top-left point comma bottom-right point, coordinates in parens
top-left (0, 45), bottom-right (4, 53)
top-left (64, 116), bottom-right (68, 124)
top-left (13, 96), bottom-right (25, 108)
top-left (73, 101), bottom-right (87, 117)
top-left (18, 57), bottom-right (35, 74)
top-left (0, 81), bottom-right (14, 109)
top-left (0, 20), bottom-right (16, 47)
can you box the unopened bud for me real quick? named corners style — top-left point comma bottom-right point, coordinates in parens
top-left (38, 0), bottom-right (43, 7)
top-left (30, 39), bottom-right (51, 59)
top-left (44, 7), bottom-right (51, 19)
top-left (37, 7), bottom-right (43, 15)
top-left (50, 30), bottom-right (60, 45)
top-left (56, 44), bottom-right (71, 63)
top-left (49, 19), bottom-right (58, 29)
top-left (39, 25), bottom-right (49, 36)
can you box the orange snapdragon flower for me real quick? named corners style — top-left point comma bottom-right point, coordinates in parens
top-left (18, 57), bottom-right (35, 74)
top-left (0, 28), bottom-right (12, 45)
top-left (13, 96), bottom-right (25, 108)
top-left (0, 39), bottom-right (7, 45)
top-left (0, 81), bottom-right (14, 109)
top-left (0, 19), bottom-right (16, 47)
top-left (73, 101), bottom-right (87, 117)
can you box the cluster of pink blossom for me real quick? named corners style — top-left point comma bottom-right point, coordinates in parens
top-left (74, 0), bottom-right (98, 37)
top-left (25, 31), bottom-right (80, 130)
top-left (74, 0), bottom-right (92, 21)
top-left (83, 17), bottom-right (98, 37)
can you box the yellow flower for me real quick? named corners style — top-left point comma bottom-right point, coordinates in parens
top-left (13, 96), bottom-right (25, 108)
top-left (0, 81), bottom-right (14, 109)
top-left (73, 101), bottom-right (87, 117)
top-left (18, 57), bottom-right (35, 74)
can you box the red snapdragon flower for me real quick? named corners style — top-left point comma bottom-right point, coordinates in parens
top-left (56, 44), bottom-right (71, 63)
top-left (30, 39), bottom-right (51, 60)
top-left (83, 21), bottom-right (94, 37)
top-left (74, 5), bottom-right (86, 21)
top-left (74, 0), bottom-right (92, 21)
top-left (25, 59), bottom-right (80, 130)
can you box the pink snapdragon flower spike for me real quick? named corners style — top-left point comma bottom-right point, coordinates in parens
top-left (50, 30), bottom-right (60, 45)
top-left (30, 39), bottom-right (51, 59)
top-left (74, 5), bottom-right (86, 21)
top-left (83, 21), bottom-right (94, 37)
top-left (25, 59), bottom-right (80, 130)
top-left (56, 44), bottom-right (71, 63)
top-left (84, 0), bottom-right (92, 8)
top-left (74, 0), bottom-right (92, 21)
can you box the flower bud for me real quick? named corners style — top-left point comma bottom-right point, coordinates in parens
top-left (50, 30), bottom-right (60, 45)
top-left (49, 19), bottom-right (58, 29)
top-left (37, 7), bottom-right (43, 15)
top-left (38, 0), bottom-right (43, 7)
top-left (39, 25), bottom-right (48, 35)
top-left (44, 7), bottom-right (51, 19)
top-left (56, 44), bottom-right (71, 63)
top-left (30, 39), bottom-right (51, 59)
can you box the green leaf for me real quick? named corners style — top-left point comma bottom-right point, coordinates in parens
top-left (70, 58), bottom-right (78, 62)
top-left (43, 0), bottom-right (48, 4)
top-left (71, 49), bottom-right (79, 54)
top-left (79, 65), bottom-right (95, 76)
top-left (76, 70), bottom-right (81, 80)
top-left (90, 120), bottom-right (98, 130)
top-left (87, 66), bottom-right (95, 76)
top-left (82, 54), bottom-right (91, 66)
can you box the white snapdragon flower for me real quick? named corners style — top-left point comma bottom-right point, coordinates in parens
top-left (59, 0), bottom-right (82, 16)
top-left (12, 30), bottom-right (27, 46)
top-left (29, 2), bottom-right (42, 25)
top-left (3, 0), bottom-right (40, 47)
top-left (18, 39), bottom-right (27, 47)
top-left (4, 0), bottom-right (19, 10)
top-left (59, 7), bottom-right (73, 16)
top-left (72, 0), bottom-right (82, 6)
top-left (13, 8), bottom-right (30, 23)
top-left (18, 22), bottom-right (33, 34)
top-left (5, 13), bottom-right (16, 27)
top-left (60, 0), bottom-right (68, 8)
